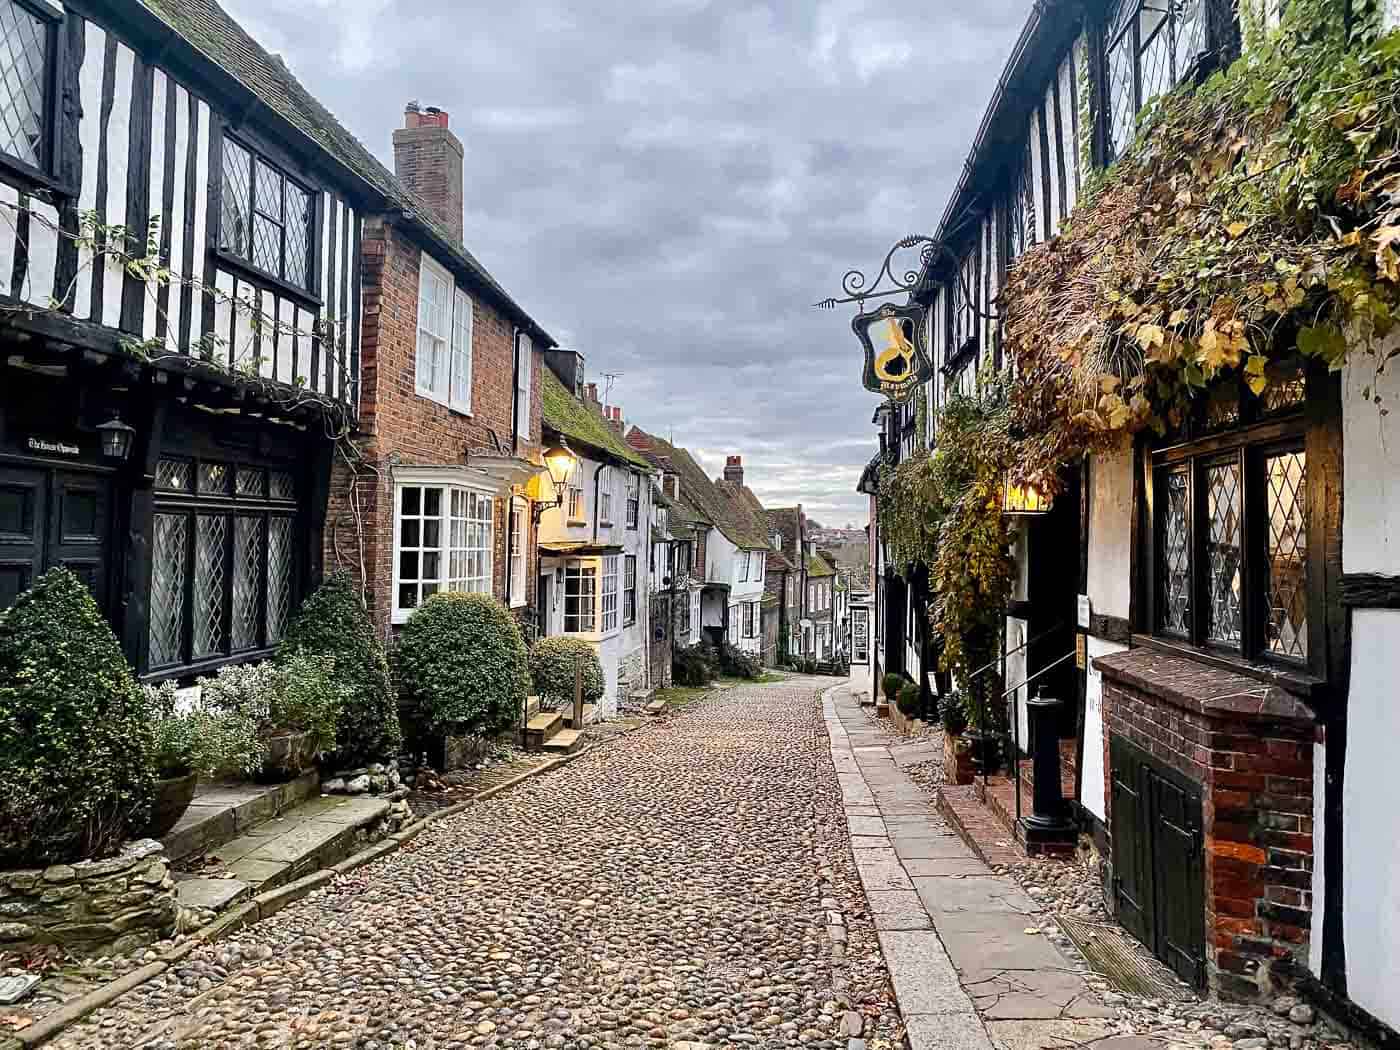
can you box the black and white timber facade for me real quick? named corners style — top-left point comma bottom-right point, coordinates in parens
top-left (0, 0), bottom-right (394, 680)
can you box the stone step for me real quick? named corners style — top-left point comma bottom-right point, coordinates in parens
top-left (162, 771), bottom-right (319, 862)
top-left (541, 728), bottom-right (583, 755)
top-left (562, 703), bottom-right (597, 729)
top-left (525, 694), bottom-right (542, 719)
top-left (201, 795), bottom-right (391, 893)
top-left (175, 875), bottom-right (252, 915)
top-left (523, 710), bottom-right (563, 750)
top-left (645, 699), bottom-right (666, 716)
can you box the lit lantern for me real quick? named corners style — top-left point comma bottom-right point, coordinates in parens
top-left (1003, 477), bottom-right (1051, 515)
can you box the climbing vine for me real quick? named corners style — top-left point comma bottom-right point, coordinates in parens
top-left (1003, 0), bottom-right (1400, 492)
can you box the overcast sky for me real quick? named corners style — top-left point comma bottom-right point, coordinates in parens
top-left (227, 0), bottom-right (1028, 526)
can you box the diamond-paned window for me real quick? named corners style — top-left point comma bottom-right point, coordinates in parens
top-left (1105, 0), bottom-right (1212, 161)
top-left (0, 0), bottom-right (50, 170)
top-left (1261, 360), bottom-right (1307, 415)
top-left (1158, 467), bottom-right (1191, 636)
top-left (1150, 392), bottom-right (1312, 668)
top-left (1205, 461), bottom-right (1242, 646)
top-left (149, 456), bottom-right (299, 673)
top-left (1265, 451), bottom-right (1308, 660)
top-left (219, 134), bottom-right (315, 292)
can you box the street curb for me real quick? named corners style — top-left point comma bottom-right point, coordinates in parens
top-left (12, 744), bottom-right (592, 1048)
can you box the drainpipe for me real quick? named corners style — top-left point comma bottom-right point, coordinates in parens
top-left (590, 461), bottom-right (607, 542)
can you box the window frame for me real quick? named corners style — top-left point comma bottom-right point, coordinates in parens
top-left (598, 468), bottom-right (613, 526)
top-left (391, 480), bottom-right (495, 624)
top-left (217, 132), bottom-right (319, 299)
top-left (567, 485), bottom-right (585, 522)
top-left (625, 472), bottom-right (640, 529)
top-left (147, 455), bottom-right (299, 678)
top-left (509, 498), bottom-right (527, 608)
top-left (600, 555), bottom-right (619, 632)
top-left (563, 561), bottom-right (597, 633)
top-left (414, 253), bottom-right (474, 412)
top-left (514, 333), bottom-right (532, 441)
top-left (623, 554), bottom-right (636, 626)
top-left (0, 0), bottom-right (66, 192)
top-left (1143, 371), bottom-right (1317, 674)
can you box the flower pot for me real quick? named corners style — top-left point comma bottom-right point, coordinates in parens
top-left (143, 771), bottom-right (199, 837)
top-left (259, 730), bottom-right (318, 782)
top-left (943, 733), bottom-right (975, 786)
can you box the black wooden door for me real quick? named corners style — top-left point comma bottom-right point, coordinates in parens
top-left (0, 466), bottom-right (46, 610)
top-left (1111, 736), bottom-right (1205, 988)
top-left (0, 465), bottom-right (111, 615)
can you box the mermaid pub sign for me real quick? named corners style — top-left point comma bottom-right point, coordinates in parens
top-left (854, 301), bottom-right (932, 404)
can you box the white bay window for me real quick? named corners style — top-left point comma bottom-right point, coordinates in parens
top-left (393, 478), bottom-right (494, 623)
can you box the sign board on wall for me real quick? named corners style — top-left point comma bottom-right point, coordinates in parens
top-left (1077, 594), bottom-right (1092, 630)
top-left (27, 436), bottom-right (80, 457)
top-left (1076, 633), bottom-right (1087, 670)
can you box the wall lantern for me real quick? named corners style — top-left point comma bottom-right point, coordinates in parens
top-left (533, 439), bottom-right (580, 524)
top-left (96, 415), bottom-right (136, 462)
top-left (1003, 477), bottom-right (1052, 516)
top-left (853, 301), bottom-right (932, 405)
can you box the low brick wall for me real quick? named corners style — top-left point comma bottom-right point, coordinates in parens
top-left (1095, 648), bottom-right (1315, 1001)
top-left (0, 840), bottom-right (176, 957)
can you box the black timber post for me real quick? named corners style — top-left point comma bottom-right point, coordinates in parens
top-left (123, 389), bottom-right (165, 675)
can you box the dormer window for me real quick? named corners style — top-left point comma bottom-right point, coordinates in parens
top-left (219, 136), bottom-right (316, 292)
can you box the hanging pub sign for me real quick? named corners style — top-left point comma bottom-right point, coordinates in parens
top-left (854, 301), bottom-right (931, 404)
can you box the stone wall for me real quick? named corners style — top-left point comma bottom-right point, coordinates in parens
top-left (0, 840), bottom-right (176, 957)
top-left (1096, 648), bottom-right (1315, 1000)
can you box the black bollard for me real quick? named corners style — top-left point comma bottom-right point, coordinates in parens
top-left (1017, 688), bottom-right (1076, 853)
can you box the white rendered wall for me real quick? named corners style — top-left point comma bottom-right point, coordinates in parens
top-left (1086, 444), bottom-right (1134, 619)
top-left (1006, 616), bottom-right (1029, 748)
top-left (1342, 355), bottom-right (1400, 575)
top-left (1081, 636), bottom-right (1127, 822)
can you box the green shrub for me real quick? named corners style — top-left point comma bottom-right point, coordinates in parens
top-left (279, 572), bottom-right (401, 766)
top-left (145, 681), bottom-right (262, 780)
top-left (897, 682), bottom-right (922, 718)
top-left (200, 656), bottom-right (341, 761)
top-left (673, 643), bottom-right (718, 687)
top-left (530, 636), bottom-right (605, 708)
top-left (939, 691), bottom-right (969, 736)
top-left (395, 592), bottom-right (529, 737)
top-left (882, 672), bottom-right (905, 700)
top-left (719, 643), bottom-right (762, 680)
top-left (0, 569), bottom-right (156, 865)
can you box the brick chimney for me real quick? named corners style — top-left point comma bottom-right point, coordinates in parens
top-left (393, 102), bottom-right (464, 245)
top-left (723, 455), bottom-right (744, 486)
top-left (605, 405), bottom-right (624, 435)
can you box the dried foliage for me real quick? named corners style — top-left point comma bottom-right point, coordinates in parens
top-left (1003, 0), bottom-right (1400, 491)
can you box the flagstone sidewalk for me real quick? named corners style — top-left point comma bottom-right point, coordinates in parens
top-left (823, 684), bottom-right (1162, 1050)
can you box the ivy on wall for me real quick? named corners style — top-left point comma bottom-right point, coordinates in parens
top-left (1003, 0), bottom-right (1400, 492)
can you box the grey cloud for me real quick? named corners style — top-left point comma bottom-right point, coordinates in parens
top-left (226, 0), bottom-right (1031, 522)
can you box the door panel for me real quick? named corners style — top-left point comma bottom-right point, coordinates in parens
top-left (1110, 737), bottom-right (1152, 947)
top-left (50, 473), bottom-right (111, 614)
top-left (0, 467), bottom-right (45, 612)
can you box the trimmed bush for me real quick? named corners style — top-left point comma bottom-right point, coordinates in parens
top-left (279, 572), bottom-right (401, 766)
top-left (719, 643), bottom-right (762, 680)
top-left (0, 569), bottom-right (156, 865)
top-left (896, 681), bottom-right (922, 718)
top-left (881, 672), bottom-right (905, 701)
top-left (396, 592), bottom-right (529, 737)
top-left (530, 636), bottom-right (605, 708)
top-left (672, 643), bottom-right (718, 687)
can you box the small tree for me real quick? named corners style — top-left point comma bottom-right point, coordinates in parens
top-left (279, 572), bottom-right (401, 766)
top-left (0, 569), bottom-right (156, 864)
top-left (530, 636), bottom-right (605, 709)
top-left (395, 592), bottom-right (529, 739)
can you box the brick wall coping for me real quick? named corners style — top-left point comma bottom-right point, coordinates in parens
top-left (1093, 648), bottom-right (1315, 726)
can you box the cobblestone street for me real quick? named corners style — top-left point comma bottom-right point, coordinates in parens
top-left (47, 678), bottom-right (893, 1050)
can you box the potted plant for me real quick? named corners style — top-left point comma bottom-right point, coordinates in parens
top-left (939, 691), bottom-right (975, 785)
top-left (142, 682), bottom-right (262, 835)
top-left (201, 657), bottom-right (341, 782)
top-left (896, 681), bottom-right (922, 734)
top-left (879, 672), bottom-right (904, 717)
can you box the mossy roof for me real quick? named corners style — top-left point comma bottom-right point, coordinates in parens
top-left (808, 554), bottom-right (837, 578)
top-left (626, 429), bottom-right (771, 550)
top-left (540, 368), bottom-right (650, 469)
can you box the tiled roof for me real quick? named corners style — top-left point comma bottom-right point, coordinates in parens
top-left (808, 553), bottom-right (836, 578)
top-left (541, 368), bottom-right (650, 469)
top-left (138, 0), bottom-right (555, 345)
top-left (626, 429), bottom-right (771, 551)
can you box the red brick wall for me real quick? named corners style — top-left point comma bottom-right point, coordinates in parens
top-left (392, 113), bottom-right (464, 246)
top-left (1099, 660), bottom-right (1314, 1001)
top-left (326, 216), bottom-right (543, 637)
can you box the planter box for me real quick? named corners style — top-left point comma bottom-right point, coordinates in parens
top-left (944, 733), bottom-right (975, 785)
top-left (889, 704), bottom-right (929, 738)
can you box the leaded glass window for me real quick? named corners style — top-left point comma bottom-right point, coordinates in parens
top-left (1105, 0), bottom-right (1211, 161)
top-left (1148, 367), bottom-right (1312, 667)
top-left (0, 0), bottom-right (53, 172)
top-left (148, 457), bottom-right (298, 672)
top-left (219, 134), bottom-right (316, 291)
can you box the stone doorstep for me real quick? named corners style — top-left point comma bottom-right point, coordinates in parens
top-left (204, 796), bottom-right (390, 895)
top-left (523, 710), bottom-right (563, 749)
top-left (542, 728), bottom-right (583, 755)
top-left (562, 703), bottom-right (598, 729)
top-left (161, 771), bottom-right (320, 863)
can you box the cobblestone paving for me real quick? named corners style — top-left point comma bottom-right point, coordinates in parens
top-left (50, 677), bottom-right (895, 1050)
